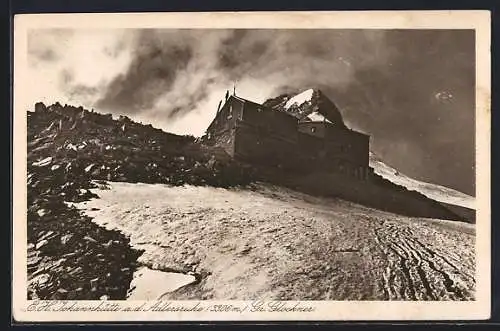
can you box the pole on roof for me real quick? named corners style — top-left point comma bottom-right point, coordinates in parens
top-left (233, 81), bottom-right (236, 96)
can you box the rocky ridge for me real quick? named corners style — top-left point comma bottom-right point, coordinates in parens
top-left (27, 102), bottom-right (255, 300)
top-left (262, 88), bottom-right (347, 128)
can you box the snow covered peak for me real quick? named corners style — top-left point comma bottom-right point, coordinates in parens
top-left (305, 111), bottom-right (332, 123)
top-left (284, 89), bottom-right (315, 109)
top-left (263, 88), bottom-right (346, 128)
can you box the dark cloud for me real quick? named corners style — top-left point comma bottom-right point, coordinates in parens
top-left (328, 30), bottom-right (475, 195)
top-left (95, 30), bottom-right (194, 114)
top-left (92, 29), bottom-right (394, 120)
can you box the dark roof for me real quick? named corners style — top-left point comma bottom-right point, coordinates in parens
top-left (228, 95), bottom-right (299, 121)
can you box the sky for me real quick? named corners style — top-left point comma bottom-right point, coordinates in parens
top-left (26, 29), bottom-right (476, 195)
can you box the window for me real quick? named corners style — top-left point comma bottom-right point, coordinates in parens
top-left (257, 107), bottom-right (263, 112)
top-left (311, 127), bottom-right (316, 133)
top-left (227, 105), bottom-right (233, 119)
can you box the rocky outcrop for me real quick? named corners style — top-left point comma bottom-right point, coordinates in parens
top-left (28, 103), bottom-right (254, 188)
top-left (27, 102), bottom-right (256, 300)
top-left (27, 156), bottom-right (144, 300)
top-left (263, 88), bottom-right (346, 128)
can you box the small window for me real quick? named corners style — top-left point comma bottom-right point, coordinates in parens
top-left (257, 107), bottom-right (263, 112)
top-left (311, 127), bottom-right (316, 133)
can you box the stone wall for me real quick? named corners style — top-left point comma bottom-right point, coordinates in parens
top-left (298, 122), bottom-right (369, 168)
top-left (205, 97), bottom-right (245, 138)
top-left (231, 122), bottom-right (371, 177)
top-left (212, 128), bottom-right (236, 156)
top-left (241, 101), bottom-right (298, 140)
top-left (233, 123), bottom-right (297, 170)
top-left (324, 124), bottom-right (369, 167)
top-left (298, 121), bottom-right (328, 138)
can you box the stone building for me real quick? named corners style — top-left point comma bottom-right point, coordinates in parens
top-left (203, 91), bottom-right (371, 180)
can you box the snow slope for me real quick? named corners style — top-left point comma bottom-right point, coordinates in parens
top-left (77, 181), bottom-right (475, 301)
top-left (369, 153), bottom-right (475, 209)
top-left (305, 111), bottom-right (332, 123)
top-left (284, 88), bottom-right (315, 109)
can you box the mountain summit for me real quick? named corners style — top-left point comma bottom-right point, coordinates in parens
top-left (263, 88), bottom-right (346, 128)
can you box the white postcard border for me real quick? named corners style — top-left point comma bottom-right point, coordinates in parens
top-left (12, 10), bottom-right (491, 322)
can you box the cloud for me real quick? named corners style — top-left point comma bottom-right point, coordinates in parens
top-left (62, 29), bottom-right (394, 132)
top-left (26, 28), bottom-right (134, 110)
top-left (26, 29), bottom-right (394, 133)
